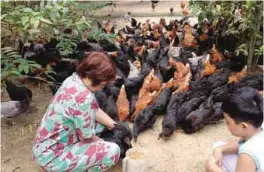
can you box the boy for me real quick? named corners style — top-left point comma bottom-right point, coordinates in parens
top-left (206, 87), bottom-right (264, 172)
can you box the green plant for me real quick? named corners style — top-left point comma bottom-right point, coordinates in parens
top-left (188, 1), bottom-right (263, 72)
top-left (87, 28), bottom-right (117, 43)
top-left (1, 47), bottom-right (55, 81)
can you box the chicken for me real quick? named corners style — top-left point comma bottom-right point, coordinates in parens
top-left (176, 97), bottom-right (206, 122)
top-left (182, 9), bottom-right (189, 16)
top-left (159, 111), bottom-right (177, 139)
top-left (201, 58), bottom-right (216, 77)
top-left (159, 92), bottom-right (188, 139)
top-left (153, 88), bottom-right (172, 115)
top-left (128, 60), bottom-right (140, 78)
top-left (105, 96), bottom-right (118, 121)
top-left (210, 44), bottom-right (223, 63)
top-left (134, 57), bottom-right (142, 70)
top-left (131, 91), bottom-right (157, 121)
top-left (1, 99), bottom-right (30, 118)
top-left (236, 73), bottom-right (263, 91)
top-left (133, 105), bottom-right (156, 141)
top-left (199, 33), bottom-right (208, 41)
top-left (170, 7), bottom-right (174, 14)
top-left (172, 72), bottom-right (192, 94)
top-left (181, 108), bottom-right (213, 134)
top-left (148, 74), bottom-right (162, 92)
top-left (180, 1), bottom-right (185, 9)
top-left (228, 66), bottom-right (247, 84)
top-left (169, 59), bottom-right (190, 80)
top-left (99, 122), bottom-right (132, 158)
top-left (138, 69), bottom-right (154, 98)
top-left (5, 80), bottom-right (32, 101)
top-left (117, 85), bottom-right (130, 121)
top-left (182, 25), bottom-right (197, 48)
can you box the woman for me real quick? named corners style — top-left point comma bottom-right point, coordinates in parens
top-left (33, 52), bottom-right (120, 172)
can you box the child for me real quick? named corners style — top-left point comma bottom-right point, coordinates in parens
top-left (206, 87), bottom-right (264, 172)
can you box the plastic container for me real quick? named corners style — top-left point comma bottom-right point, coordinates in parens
top-left (122, 147), bottom-right (148, 172)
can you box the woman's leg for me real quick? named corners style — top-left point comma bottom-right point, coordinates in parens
top-left (43, 141), bottom-right (120, 172)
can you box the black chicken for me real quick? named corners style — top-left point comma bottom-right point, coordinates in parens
top-left (133, 105), bottom-right (156, 141)
top-left (5, 80), bottom-right (32, 101)
top-left (176, 96), bottom-right (206, 122)
top-left (153, 88), bottom-right (172, 115)
top-left (99, 122), bottom-right (132, 158)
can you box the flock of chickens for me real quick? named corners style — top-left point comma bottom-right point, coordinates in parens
top-left (1, 13), bottom-right (263, 158)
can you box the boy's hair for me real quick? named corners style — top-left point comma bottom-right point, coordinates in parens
top-left (222, 87), bottom-right (263, 128)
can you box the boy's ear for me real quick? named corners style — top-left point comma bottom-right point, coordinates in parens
top-left (241, 122), bottom-right (248, 129)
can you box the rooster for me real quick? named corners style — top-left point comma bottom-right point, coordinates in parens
top-left (117, 85), bottom-right (130, 121)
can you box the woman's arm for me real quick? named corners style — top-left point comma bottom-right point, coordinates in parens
top-left (95, 108), bottom-right (116, 130)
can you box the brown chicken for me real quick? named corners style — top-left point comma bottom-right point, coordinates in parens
top-left (117, 85), bottom-right (130, 121)
top-left (172, 72), bottom-right (192, 94)
top-left (131, 91), bottom-right (157, 121)
top-left (107, 51), bottom-right (118, 58)
top-left (138, 70), bottom-right (154, 98)
top-left (199, 33), bottom-right (208, 41)
top-left (182, 26), bottom-right (197, 48)
top-left (201, 59), bottom-right (216, 77)
top-left (180, 1), bottom-right (185, 9)
top-left (149, 74), bottom-right (162, 92)
top-left (182, 9), bottom-right (189, 16)
top-left (228, 67), bottom-right (247, 84)
top-left (210, 44), bottom-right (223, 63)
top-left (169, 59), bottom-right (190, 80)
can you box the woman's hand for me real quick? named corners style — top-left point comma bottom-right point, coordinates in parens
top-left (212, 147), bottom-right (223, 167)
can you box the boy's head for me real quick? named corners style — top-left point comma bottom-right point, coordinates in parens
top-left (222, 87), bottom-right (263, 137)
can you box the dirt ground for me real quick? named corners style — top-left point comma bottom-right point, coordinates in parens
top-left (1, 1), bottom-right (236, 172)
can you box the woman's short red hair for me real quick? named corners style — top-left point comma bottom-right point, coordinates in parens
top-left (77, 52), bottom-right (116, 86)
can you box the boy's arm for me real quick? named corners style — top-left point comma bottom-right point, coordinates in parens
top-left (213, 140), bottom-right (239, 167)
top-left (235, 154), bottom-right (256, 172)
top-left (216, 140), bottom-right (239, 154)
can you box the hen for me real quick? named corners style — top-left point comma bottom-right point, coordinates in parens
top-left (210, 44), bottom-right (223, 63)
top-left (228, 66), bottom-right (247, 84)
top-left (201, 58), bottom-right (216, 77)
top-left (100, 122), bottom-right (132, 158)
top-left (117, 85), bottom-right (130, 121)
top-left (182, 25), bottom-right (197, 48)
top-left (5, 80), bottom-right (32, 101)
top-left (131, 91), bottom-right (157, 121)
top-left (133, 105), bottom-right (156, 141)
